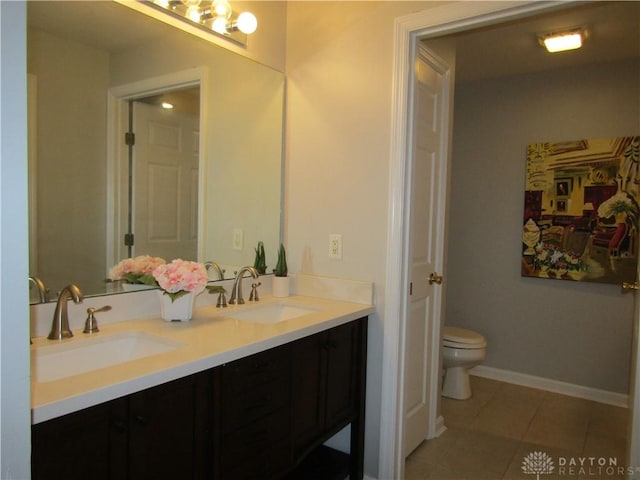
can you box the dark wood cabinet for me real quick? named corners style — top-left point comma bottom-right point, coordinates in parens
top-left (214, 343), bottom-right (293, 480)
top-left (292, 321), bottom-right (361, 454)
top-left (32, 371), bottom-right (210, 480)
top-left (126, 373), bottom-right (210, 479)
top-left (290, 318), bottom-right (367, 480)
top-left (32, 317), bottom-right (368, 480)
top-left (31, 396), bottom-right (127, 480)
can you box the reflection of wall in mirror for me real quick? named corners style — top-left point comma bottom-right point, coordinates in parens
top-left (28, 28), bottom-right (109, 295)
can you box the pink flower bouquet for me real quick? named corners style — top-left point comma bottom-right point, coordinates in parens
top-left (152, 259), bottom-right (208, 302)
top-left (109, 255), bottom-right (166, 285)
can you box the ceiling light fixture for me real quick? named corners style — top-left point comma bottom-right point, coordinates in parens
top-left (539, 28), bottom-right (587, 53)
top-left (149, 0), bottom-right (257, 45)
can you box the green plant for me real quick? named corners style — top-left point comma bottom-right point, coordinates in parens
top-left (253, 241), bottom-right (267, 274)
top-left (274, 244), bottom-right (288, 277)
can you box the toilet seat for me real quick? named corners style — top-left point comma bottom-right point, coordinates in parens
top-left (443, 326), bottom-right (486, 349)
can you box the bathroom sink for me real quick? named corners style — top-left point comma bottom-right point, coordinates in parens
top-left (32, 331), bottom-right (184, 383)
top-left (228, 303), bottom-right (319, 324)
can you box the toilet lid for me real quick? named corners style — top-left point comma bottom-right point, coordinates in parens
top-left (443, 326), bottom-right (486, 348)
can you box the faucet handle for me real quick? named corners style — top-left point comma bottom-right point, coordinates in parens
top-left (83, 305), bottom-right (111, 334)
top-left (249, 282), bottom-right (261, 302)
top-left (216, 292), bottom-right (227, 308)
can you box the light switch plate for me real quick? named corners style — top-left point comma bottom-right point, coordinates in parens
top-left (329, 234), bottom-right (342, 259)
top-left (232, 228), bottom-right (243, 250)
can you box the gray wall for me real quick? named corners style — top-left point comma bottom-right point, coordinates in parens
top-left (1, 2), bottom-right (31, 476)
top-left (446, 58), bottom-right (640, 394)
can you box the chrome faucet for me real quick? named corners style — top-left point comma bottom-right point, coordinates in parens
top-left (204, 261), bottom-right (225, 281)
top-left (48, 284), bottom-right (83, 340)
top-left (28, 275), bottom-right (49, 304)
top-left (229, 266), bottom-right (259, 305)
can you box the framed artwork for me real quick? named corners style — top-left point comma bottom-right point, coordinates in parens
top-left (554, 178), bottom-right (572, 198)
top-left (521, 136), bottom-right (640, 284)
top-left (556, 200), bottom-right (567, 212)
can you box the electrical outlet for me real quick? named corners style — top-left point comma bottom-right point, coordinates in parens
top-left (329, 234), bottom-right (342, 259)
top-left (232, 228), bottom-right (244, 250)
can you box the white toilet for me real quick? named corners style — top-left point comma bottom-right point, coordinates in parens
top-left (442, 326), bottom-right (487, 400)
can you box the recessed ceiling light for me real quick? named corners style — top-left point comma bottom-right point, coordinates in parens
top-left (539, 28), bottom-right (587, 53)
top-left (161, 102), bottom-right (174, 109)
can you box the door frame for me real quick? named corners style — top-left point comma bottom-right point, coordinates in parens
top-left (380, 2), bottom-right (579, 478)
top-left (105, 67), bottom-right (209, 269)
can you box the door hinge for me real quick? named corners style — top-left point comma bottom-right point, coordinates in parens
top-left (409, 282), bottom-right (413, 295)
top-left (124, 233), bottom-right (134, 246)
top-left (125, 132), bottom-right (135, 146)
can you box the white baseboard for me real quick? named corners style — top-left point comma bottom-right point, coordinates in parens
top-left (434, 414), bottom-right (447, 437)
top-left (471, 365), bottom-right (629, 408)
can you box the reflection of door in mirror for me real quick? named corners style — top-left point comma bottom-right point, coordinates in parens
top-left (129, 91), bottom-right (199, 262)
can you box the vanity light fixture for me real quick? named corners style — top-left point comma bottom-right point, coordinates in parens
top-left (149, 0), bottom-right (257, 45)
top-left (539, 28), bottom-right (587, 53)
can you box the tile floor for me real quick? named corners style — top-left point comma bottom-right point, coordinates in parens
top-left (405, 375), bottom-right (630, 480)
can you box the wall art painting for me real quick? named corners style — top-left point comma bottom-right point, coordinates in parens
top-left (521, 136), bottom-right (640, 284)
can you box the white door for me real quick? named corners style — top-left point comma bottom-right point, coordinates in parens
top-left (627, 278), bottom-right (640, 479)
top-left (403, 46), bottom-right (451, 457)
top-left (133, 101), bottom-right (199, 261)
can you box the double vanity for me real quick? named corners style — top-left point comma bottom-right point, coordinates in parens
top-left (30, 276), bottom-right (373, 480)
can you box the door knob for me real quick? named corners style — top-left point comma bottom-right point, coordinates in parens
top-left (622, 282), bottom-right (640, 293)
top-left (429, 272), bottom-right (443, 285)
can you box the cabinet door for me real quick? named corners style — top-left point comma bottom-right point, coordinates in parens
top-left (127, 372), bottom-right (210, 480)
top-left (291, 330), bottom-right (328, 455)
top-left (31, 397), bottom-right (127, 480)
top-left (325, 321), bottom-right (360, 430)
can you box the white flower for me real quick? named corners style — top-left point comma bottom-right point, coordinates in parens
top-left (597, 192), bottom-right (637, 219)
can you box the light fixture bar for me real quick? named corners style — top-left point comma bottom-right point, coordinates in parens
top-left (146, 0), bottom-right (256, 46)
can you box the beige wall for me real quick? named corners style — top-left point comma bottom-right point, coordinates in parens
top-left (285, 1), bottom-right (448, 475)
top-left (447, 58), bottom-right (640, 394)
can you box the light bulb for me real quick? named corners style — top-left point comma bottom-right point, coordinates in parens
top-left (236, 11), bottom-right (257, 34)
top-left (186, 5), bottom-right (201, 22)
top-left (154, 0), bottom-right (170, 8)
top-left (212, 0), bottom-right (232, 19)
top-left (211, 17), bottom-right (229, 34)
top-left (543, 33), bottom-right (583, 52)
top-left (181, 0), bottom-right (201, 6)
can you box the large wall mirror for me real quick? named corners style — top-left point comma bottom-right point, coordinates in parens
top-left (27, 1), bottom-right (284, 301)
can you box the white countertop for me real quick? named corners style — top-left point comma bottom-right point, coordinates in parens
top-left (31, 294), bottom-right (374, 424)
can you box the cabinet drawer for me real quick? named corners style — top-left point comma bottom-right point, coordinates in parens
top-left (220, 408), bottom-right (291, 479)
top-left (221, 344), bottom-right (290, 394)
top-left (221, 374), bottom-right (290, 431)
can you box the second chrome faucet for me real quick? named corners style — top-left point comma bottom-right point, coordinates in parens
top-left (229, 266), bottom-right (259, 305)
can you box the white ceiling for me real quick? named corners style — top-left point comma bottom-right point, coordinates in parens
top-left (449, 1), bottom-right (640, 84)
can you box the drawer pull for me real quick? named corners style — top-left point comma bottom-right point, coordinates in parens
top-left (112, 419), bottom-right (128, 433)
top-left (134, 415), bottom-right (150, 426)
